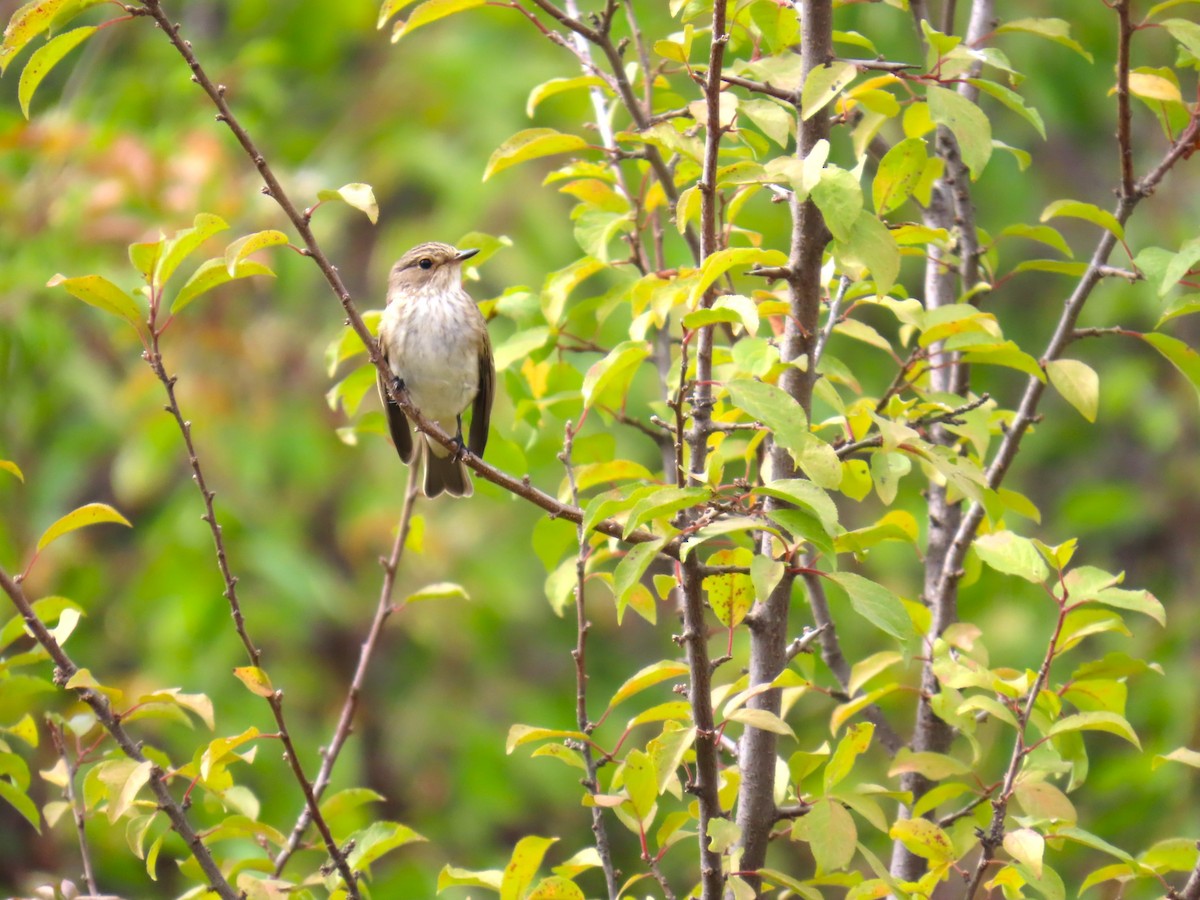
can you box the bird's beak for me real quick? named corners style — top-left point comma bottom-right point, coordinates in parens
top-left (455, 248), bottom-right (480, 262)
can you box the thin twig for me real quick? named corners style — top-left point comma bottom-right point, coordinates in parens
top-left (49, 722), bottom-right (99, 895)
top-left (132, 0), bottom-right (660, 557)
top-left (962, 596), bottom-right (1069, 900)
top-left (560, 422), bottom-right (621, 900)
top-left (273, 464), bottom-right (421, 875)
top-left (143, 302), bottom-right (357, 893)
top-left (0, 565), bottom-right (240, 900)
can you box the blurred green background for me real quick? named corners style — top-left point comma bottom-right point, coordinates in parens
top-left (1, 0), bottom-right (1198, 897)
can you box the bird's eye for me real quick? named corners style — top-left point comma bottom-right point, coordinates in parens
top-left (418, 258), bottom-right (433, 270)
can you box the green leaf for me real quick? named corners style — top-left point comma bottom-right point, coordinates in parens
top-left (606, 660), bottom-right (689, 713)
top-left (17, 25), bottom-right (94, 118)
top-left (792, 797), bottom-right (857, 873)
top-left (581, 340), bottom-right (651, 409)
top-left (825, 722), bottom-right (873, 790)
top-left (386, 0), bottom-right (485, 40)
top-left (1005, 828), bottom-right (1046, 878)
top-left (36, 502), bottom-right (131, 552)
top-left (926, 84), bottom-right (992, 179)
top-left (725, 707), bottom-right (794, 738)
top-left (731, 384), bottom-right (839, 488)
top-left (541, 256), bottom-right (605, 325)
top-left (837, 211), bottom-right (900, 296)
top-left (316, 184), bottom-right (379, 224)
top-left (689, 247), bottom-right (788, 306)
top-left (1, 0), bottom-right (71, 74)
top-left (438, 865), bottom-right (505, 892)
top-left (889, 817), bottom-right (956, 864)
top-left (223, 230), bottom-right (290, 277)
top-left (170, 258), bottom-right (274, 315)
top-left (1152, 747), bottom-right (1200, 770)
top-left (969, 78), bottom-right (1047, 139)
top-left (500, 835), bottom-right (558, 900)
top-left (526, 75), bottom-right (611, 117)
top-left (1141, 332), bottom-right (1200, 406)
top-left (1002, 223), bottom-right (1072, 258)
top-left (679, 517), bottom-right (780, 561)
top-left (48, 273), bottom-right (145, 335)
top-left (974, 530), bottom-right (1050, 583)
top-left (1159, 237), bottom-right (1200, 296)
top-left (827, 571), bottom-right (916, 641)
top-left (1047, 711), bottom-right (1141, 749)
top-left (0, 778), bottom-right (40, 832)
top-left (1046, 358), bottom-right (1099, 421)
top-left (506, 724), bottom-right (588, 754)
top-left (345, 821), bottom-right (425, 870)
top-left (800, 60), bottom-right (856, 120)
top-left (1162, 18), bottom-right (1200, 58)
top-left (485, 128), bottom-right (590, 181)
top-left (741, 98), bottom-right (794, 147)
top-left (811, 166), bottom-right (863, 243)
top-left (704, 548), bottom-right (754, 627)
top-left (1040, 199), bottom-right (1124, 240)
top-left (996, 18), bottom-right (1093, 61)
top-left (625, 487), bottom-right (707, 537)
top-left (232, 666), bottom-right (275, 698)
top-left (755, 479), bottom-right (839, 535)
top-left (614, 539), bottom-right (668, 620)
top-left (404, 582), bottom-right (470, 603)
top-left (155, 213), bottom-right (230, 288)
top-left (873, 137), bottom-right (928, 215)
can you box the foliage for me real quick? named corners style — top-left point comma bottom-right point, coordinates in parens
top-left (2, 0), bottom-right (1200, 899)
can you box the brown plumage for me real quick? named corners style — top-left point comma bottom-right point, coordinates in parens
top-left (376, 242), bottom-right (494, 498)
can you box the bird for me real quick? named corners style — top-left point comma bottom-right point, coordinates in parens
top-left (376, 241), bottom-right (494, 498)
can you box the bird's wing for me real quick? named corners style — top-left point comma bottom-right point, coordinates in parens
top-left (377, 361), bottom-right (414, 463)
top-left (469, 328), bottom-right (495, 458)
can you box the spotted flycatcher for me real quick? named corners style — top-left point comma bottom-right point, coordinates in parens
top-left (376, 242), bottom-right (495, 498)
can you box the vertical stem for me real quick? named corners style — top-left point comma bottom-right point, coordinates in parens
top-left (561, 422), bottom-right (621, 900)
top-left (1115, 0), bottom-right (1136, 201)
top-left (735, 1), bottom-right (834, 887)
top-left (274, 464), bottom-right (421, 875)
top-left (49, 723), bottom-right (99, 895)
top-left (891, 0), bottom-right (992, 881)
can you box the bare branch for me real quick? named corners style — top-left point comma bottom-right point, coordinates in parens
top-left (0, 565), bottom-right (240, 900)
top-left (274, 465), bottom-right (421, 874)
top-left (561, 421), bottom-right (621, 900)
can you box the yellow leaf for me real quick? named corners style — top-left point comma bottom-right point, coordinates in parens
top-left (36, 503), bottom-right (131, 552)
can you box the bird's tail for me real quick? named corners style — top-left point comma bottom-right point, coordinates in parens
top-left (421, 437), bottom-right (472, 498)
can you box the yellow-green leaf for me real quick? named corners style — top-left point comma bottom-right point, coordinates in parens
top-left (17, 25), bottom-right (94, 118)
top-left (224, 229), bottom-right (289, 276)
top-left (606, 661), bottom-right (689, 713)
top-left (1, 0), bottom-right (71, 75)
top-left (0, 460), bottom-right (24, 482)
top-left (388, 0), bottom-right (485, 41)
top-left (1046, 711), bottom-right (1141, 749)
top-left (926, 84), bottom-right (992, 179)
top-left (526, 75), bottom-right (611, 118)
top-left (1040, 199), bottom-right (1124, 240)
top-left (800, 60), bottom-right (856, 120)
top-left (889, 816), bottom-right (956, 864)
top-left (1046, 358), bottom-right (1099, 421)
top-left (170, 258), bottom-right (274, 315)
top-left (500, 835), bottom-right (558, 900)
top-left (403, 582), bottom-right (470, 603)
top-left (316, 184), bottom-right (379, 224)
top-left (36, 502), bottom-right (131, 552)
top-left (484, 128), bottom-right (590, 181)
top-left (233, 666), bottom-right (275, 699)
top-left (1004, 828), bottom-right (1046, 878)
top-left (47, 274), bottom-right (144, 335)
top-left (1141, 332), bottom-right (1200, 407)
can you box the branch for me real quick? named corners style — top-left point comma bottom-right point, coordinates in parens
top-left (561, 422), bottom-right (621, 900)
top-left (892, 1), bottom-right (992, 883)
top-left (0, 565), bottom-right (240, 900)
top-left (135, 0), bottom-right (678, 563)
top-left (736, 1), bottom-right (836, 888)
top-left (934, 108), bottom-right (1200, 612)
top-left (962, 598), bottom-right (1068, 900)
top-left (273, 464), bottom-right (421, 875)
top-left (48, 722), bottom-right (99, 895)
top-left (143, 294), bottom-right (357, 894)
